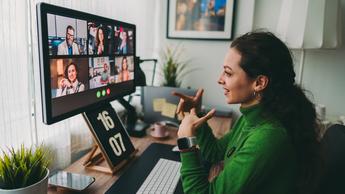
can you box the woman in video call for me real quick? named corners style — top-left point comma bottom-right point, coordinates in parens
top-left (173, 31), bottom-right (321, 194)
top-left (118, 56), bottom-right (130, 82)
top-left (95, 27), bottom-right (105, 55)
top-left (117, 31), bottom-right (129, 54)
top-left (56, 62), bottom-right (85, 97)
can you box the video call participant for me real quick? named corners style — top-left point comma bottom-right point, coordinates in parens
top-left (117, 31), bottom-right (131, 54)
top-left (95, 27), bottom-right (105, 55)
top-left (174, 31), bottom-right (322, 194)
top-left (118, 56), bottom-right (130, 82)
top-left (57, 25), bottom-right (80, 55)
top-left (100, 63), bottom-right (109, 84)
top-left (113, 29), bottom-right (121, 54)
top-left (56, 62), bottom-right (85, 97)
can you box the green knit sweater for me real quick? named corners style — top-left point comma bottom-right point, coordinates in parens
top-left (180, 104), bottom-right (298, 194)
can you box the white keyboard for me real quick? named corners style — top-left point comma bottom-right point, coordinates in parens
top-left (136, 158), bottom-right (181, 194)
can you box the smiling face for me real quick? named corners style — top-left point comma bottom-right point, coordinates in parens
top-left (66, 28), bottom-right (74, 46)
top-left (218, 48), bottom-right (258, 106)
top-left (67, 64), bottom-right (77, 83)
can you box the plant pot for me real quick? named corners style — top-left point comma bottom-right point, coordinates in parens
top-left (0, 168), bottom-right (49, 194)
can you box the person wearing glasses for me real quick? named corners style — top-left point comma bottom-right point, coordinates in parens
top-left (57, 25), bottom-right (80, 55)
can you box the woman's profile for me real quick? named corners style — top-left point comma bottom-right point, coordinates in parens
top-left (56, 62), bottom-right (85, 97)
top-left (174, 31), bottom-right (322, 194)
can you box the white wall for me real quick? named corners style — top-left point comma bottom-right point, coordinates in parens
top-left (253, 0), bottom-right (345, 120)
top-left (154, 0), bottom-right (345, 120)
top-left (153, 0), bottom-right (256, 118)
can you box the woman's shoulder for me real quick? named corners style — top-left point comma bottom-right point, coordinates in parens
top-left (78, 81), bottom-right (85, 88)
top-left (250, 119), bottom-right (290, 146)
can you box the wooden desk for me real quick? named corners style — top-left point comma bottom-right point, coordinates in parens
top-left (48, 117), bottom-right (232, 194)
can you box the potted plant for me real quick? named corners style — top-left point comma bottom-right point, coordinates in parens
top-left (160, 44), bottom-right (196, 87)
top-left (0, 144), bottom-right (50, 194)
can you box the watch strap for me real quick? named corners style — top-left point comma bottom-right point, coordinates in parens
top-left (177, 136), bottom-right (197, 150)
top-left (179, 146), bottom-right (198, 153)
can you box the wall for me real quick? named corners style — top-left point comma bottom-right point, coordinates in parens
top-left (253, 0), bottom-right (345, 120)
top-left (153, 0), bottom-right (256, 118)
top-left (154, 0), bottom-right (345, 120)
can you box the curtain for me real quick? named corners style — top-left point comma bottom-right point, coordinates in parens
top-left (276, 0), bottom-right (342, 49)
top-left (0, 0), bottom-right (34, 150)
top-left (0, 0), bottom-right (158, 171)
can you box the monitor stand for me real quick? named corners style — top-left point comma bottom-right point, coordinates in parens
top-left (82, 103), bottom-right (138, 174)
top-left (117, 98), bottom-right (149, 137)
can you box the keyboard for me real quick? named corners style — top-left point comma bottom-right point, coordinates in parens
top-left (136, 158), bottom-right (181, 194)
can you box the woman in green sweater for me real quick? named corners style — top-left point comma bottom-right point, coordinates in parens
top-left (174, 31), bottom-right (321, 194)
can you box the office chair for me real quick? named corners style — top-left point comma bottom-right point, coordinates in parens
top-left (319, 124), bottom-right (345, 194)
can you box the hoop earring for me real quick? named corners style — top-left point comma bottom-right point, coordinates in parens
top-left (253, 91), bottom-right (256, 97)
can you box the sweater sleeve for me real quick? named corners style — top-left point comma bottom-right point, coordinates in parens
top-left (196, 117), bottom-right (243, 163)
top-left (181, 126), bottom-right (288, 194)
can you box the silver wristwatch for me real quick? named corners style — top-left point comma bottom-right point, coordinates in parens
top-left (177, 136), bottom-right (197, 150)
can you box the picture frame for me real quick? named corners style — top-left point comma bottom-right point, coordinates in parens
top-left (167, 0), bottom-right (236, 40)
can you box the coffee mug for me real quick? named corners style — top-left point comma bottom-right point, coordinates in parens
top-left (340, 115), bottom-right (345, 125)
top-left (151, 122), bottom-right (168, 138)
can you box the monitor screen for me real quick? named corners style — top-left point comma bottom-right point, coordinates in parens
top-left (37, 3), bottom-right (136, 124)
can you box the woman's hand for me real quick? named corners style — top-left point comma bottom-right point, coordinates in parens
top-left (172, 88), bottom-right (204, 117)
top-left (59, 78), bottom-right (70, 88)
top-left (178, 107), bottom-right (216, 138)
top-left (208, 161), bottom-right (224, 182)
top-left (98, 45), bottom-right (103, 55)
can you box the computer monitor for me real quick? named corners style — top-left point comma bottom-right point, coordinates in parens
top-left (141, 86), bottom-right (201, 126)
top-left (37, 3), bottom-right (136, 124)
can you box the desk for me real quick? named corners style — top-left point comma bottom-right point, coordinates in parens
top-left (48, 116), bottom-right (232, 194)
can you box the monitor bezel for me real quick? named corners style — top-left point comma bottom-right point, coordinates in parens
top-left (37, 3), bottom-right (136, 124)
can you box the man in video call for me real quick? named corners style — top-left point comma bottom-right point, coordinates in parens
top-left (57, 25), bottom-right (80, 55)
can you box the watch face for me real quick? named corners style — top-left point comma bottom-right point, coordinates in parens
top-left (177, 138), bottom-right (190, 150)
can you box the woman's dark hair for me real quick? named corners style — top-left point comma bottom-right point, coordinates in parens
top-left (95, 27), bottom-right (104, 47)
top-left (231, 31), bottom-right (322, 194)
top-left (95, 26), bottom-right (110, 54)
top-left (64, 62), bottom-right (79, 81)
top-left (121, 56), bottom-right (128, 70)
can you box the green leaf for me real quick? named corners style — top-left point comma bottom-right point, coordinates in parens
top-left (159, 44), bottom-right (197, 87)
top-left (0, 144), bottom-right (51, 189)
